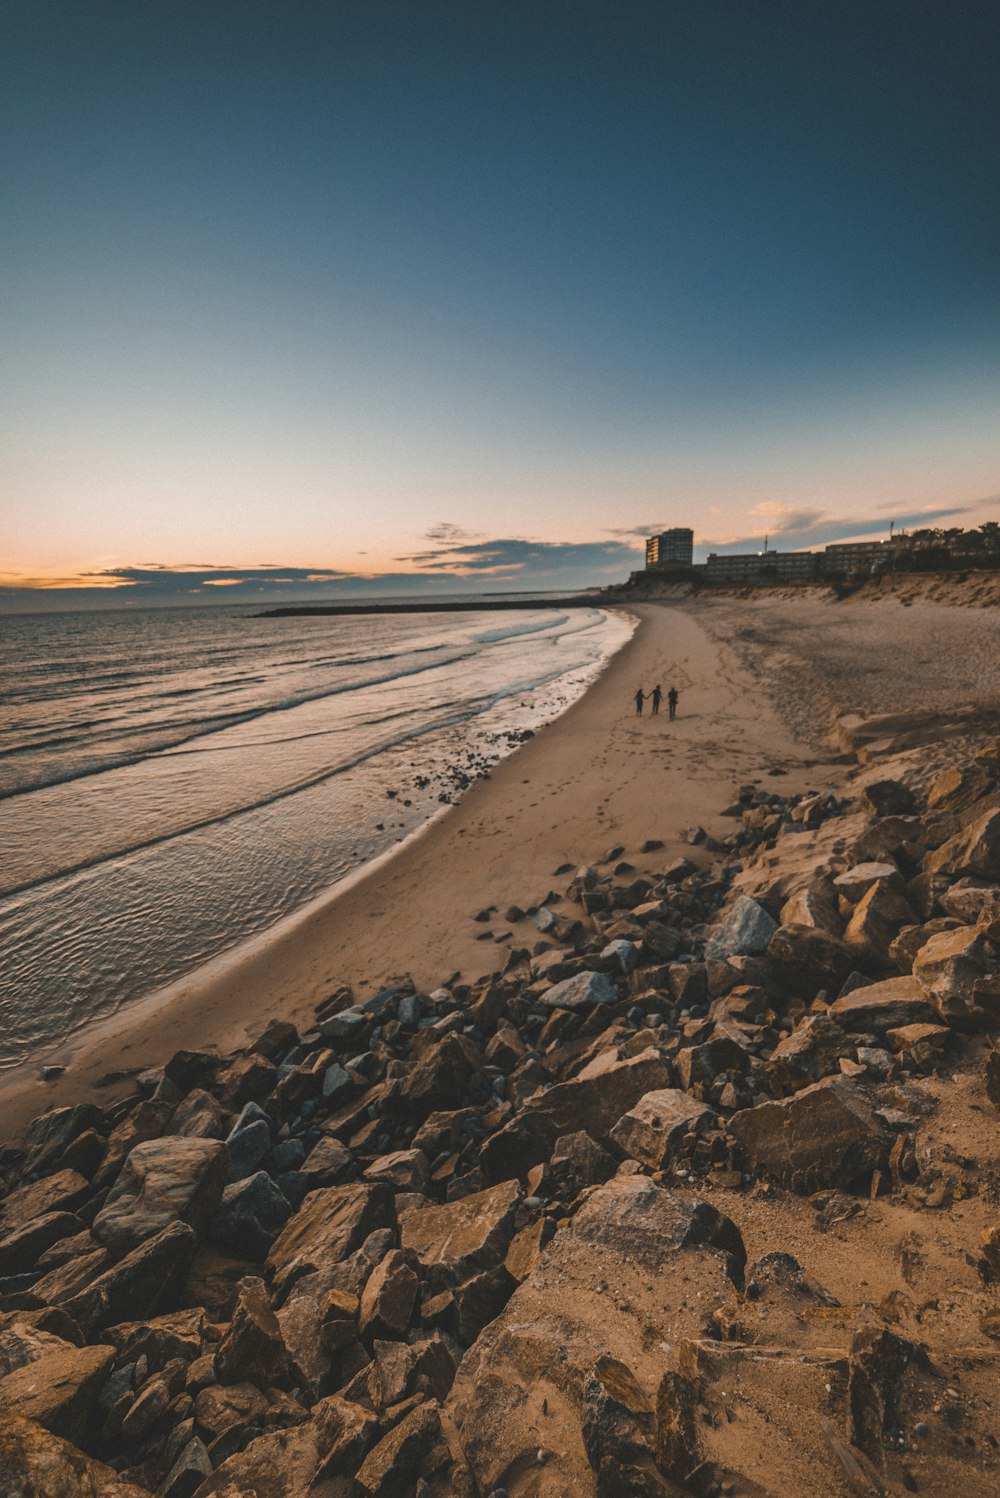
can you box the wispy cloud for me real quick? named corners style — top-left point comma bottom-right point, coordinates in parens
top-left (703, 500), bottom-right (991, 553)
top-left (398, 537), bottom-right (640, 578)
top-left (422, 521), bottom-right (483, 544)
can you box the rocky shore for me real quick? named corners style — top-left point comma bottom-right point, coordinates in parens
top-left (3, 703), bottom-right (1000, 1496)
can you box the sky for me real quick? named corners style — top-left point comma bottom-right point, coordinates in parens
top-left (2, 0), bottom-right (998, 609)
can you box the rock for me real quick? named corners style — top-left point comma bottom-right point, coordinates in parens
top-left (312, 1394), bottom-right (379, 1478)
top-left (399, 1180), bottom-right (521, 1288)
top-left (926, 808), bottom-right (1000, 881)
top-left (363, 1148), bottom-right (428, 1191)
top-left (539, 970), bottom-right (618, 1010)
top-left (251, 1018), bottom-right (299, 1060)
top-left (266, 1182), bottom-right (395, 1298)
top-left (481, 1047), bottom-right (673, 1182)
top-left (830, 974), bottom-right (936, 1032)
top-left (767, 1014), bottom-right (855, 1097)
top-left (162, 1435), bottom-right (213, 1498)
top-left (448, 1178), bottom-right (743, 1496)
top-left (92, 1137), bottom-right (228, 1254)
top-left (767, 923), bottom-right (855, 996)
top-left (861, 780), bottom-right (915, 817)
top-left (609, 1089), bottom-right (715, 1169)
top-left (0, 1212), bottom-right (85, 1278)
top-left (729, 1075), bottom-right (892, 1191)
top-left (0, 1412), bottom-right (150, 1497)
top-left (939, 881), bottom-right (1000, 925)
top-left (215, 1276), bottom-right (295, 1388)
top-left (225, 1107), bottom-right (271, 1182)
top-left (194, 1380), bottom-right (268, 1441)
top-left (675, 1034), bottom-right (749, 1090)
top-left (913, 925), bottom-right (999, 1027)
top-left (0, 1170), bottom-right (90, 1232)
top-left (843, 878), bottom-right (917, 959)
top-left (170, 1088), bottom-right (229, 1140)
top-left (833, 862), bottom-right (903, 902)
top-left (62, 1221), bottom-right (197, 1337)
top-left (705, 896), bottom-right (777, 960)
top-left (358, 1248), bottom-right (419, 1339)
top-left (0, 1341), bottom-right (114, 1442)
top-left (221, 1052), bottom-right (277, 1107)
top-left (779, 884), bottom-right (842, 937)
top-left (21, 1105), bottom-right (103, 1178)
top-left (551, 1131), bottom-right (617, 1187)
top-left (504, 1217), bottom-right (556, 1281)
top-left (355, 1401), bottom-right (441, 1497)
top-left (190, 1421), bottom-right (322, 1497)
top-left (404, 1032), bottom-right (483, 1114)
top-left (600, 938), bottom-right (639, 975)
top-left (210, 1171), bottom-right (293, 1260)
top-left (300, 1134), bottom-right (354, 1185)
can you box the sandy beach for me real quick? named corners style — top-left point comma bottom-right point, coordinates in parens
top-left (0, 600), bottom-right (824, 1141)
top-left (5, 587), bottom-right (1000, 1142)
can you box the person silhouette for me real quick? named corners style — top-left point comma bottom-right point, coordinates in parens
top-left (650, 685), bottom-right (663, 715)
top-left (634, 687), bottom-right (645, 716)
top-left (667, 686), bottom-right (679, 720)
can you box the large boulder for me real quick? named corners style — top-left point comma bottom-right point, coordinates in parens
top-left (539, 971), bottom-right (618, 1009)
top-left (266, 1182), bottom-right (395, 1299)
top-left (609, 1089), bottom-right (714, 1169)
top-left (61, 1221), bottom-right (197, 1337)
top-left (92, 1137), bottom-right (227, 1254)
top-left (0, 1171), bottom-right (90, 1233)
top-left (0, 1413), bottom-right (150, 1497)
top-left (0, 1342), bottom-right (114, 1443)
top-left (829, 975), bottom-right (935, 1032)
top-left (913, 925), bottom-right (1000, 1027)
top-left (448, 1177), bottom-right (744, 1497)
top-left (767, 1014), bottom-right (855, 1097)
top-left (215, 1276), bottom-right (296, 1389)
top-left (187, 1421), bottom-right (323, 1497)
top-left (926, 808), bottom-right (1000, 881)
top-left (399, 1180), bottom-right (521, 1288)
top-left (705, 897), bottom-right (777, 960)
top-left (209, 1171), bottom-right (293, 1260)
top-left (766, 924), bottom-right (854, 996)
top-left (0, 1212), bottom-right (85, 1278)
top-left (20, 1105), bottom-right (104, 1178)
top-left (729, 1075), bottom-right (892, 1192)
top-left (403, 1032), bottom-right (483, 1115)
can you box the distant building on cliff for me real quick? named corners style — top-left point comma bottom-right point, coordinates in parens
top-left (821, 538), bottom-right (898, 576)
top-left (645, 528), bottom-right (694, 569)
top-left (705, 549), bottom-right (820, 584)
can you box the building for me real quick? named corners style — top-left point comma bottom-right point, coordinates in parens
top-left (705, 550), bottom-right (820, 584)
top-left (645, 528), bottom-right (694, 569)
top-left (821, 539), bottom-right (897, 577)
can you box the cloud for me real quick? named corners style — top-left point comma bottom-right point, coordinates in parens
top-left (704, 500), bottom-right (990, 554)
top-left (398, 536), bottom-right (641, 579)
top-left (603, 522), bottom-right (676, 539)
top-left (423, 521), bottom-right (483, 544)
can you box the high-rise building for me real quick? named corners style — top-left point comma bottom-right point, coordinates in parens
top-left (645, 528), bottom-right (694, 569)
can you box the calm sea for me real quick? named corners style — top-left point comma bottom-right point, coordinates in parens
top-left (0, 602), bottom-right (632, 1067)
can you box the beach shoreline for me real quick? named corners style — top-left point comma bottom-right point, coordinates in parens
top-left (0, 600), bottom-right (825, 1141)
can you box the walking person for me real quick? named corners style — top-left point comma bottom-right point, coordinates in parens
top-left (634, 687), bottom-right (645, 717)
top-left (650, 684), bottom-right (663, 715)
top-left (667, 686), bottom-right (679, 720)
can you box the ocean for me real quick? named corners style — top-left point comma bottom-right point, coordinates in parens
top-left (0, 602), bottom-right (632, 1068)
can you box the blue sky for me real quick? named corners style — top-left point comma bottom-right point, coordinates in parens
top-left (2, 1), bottom-right (998, 607)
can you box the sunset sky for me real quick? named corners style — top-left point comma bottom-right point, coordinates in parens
top-left (3, 1), bottom-right (998, 608)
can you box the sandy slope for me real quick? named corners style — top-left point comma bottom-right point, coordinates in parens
top-left (0, 603), bottom-right (823, 1142)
